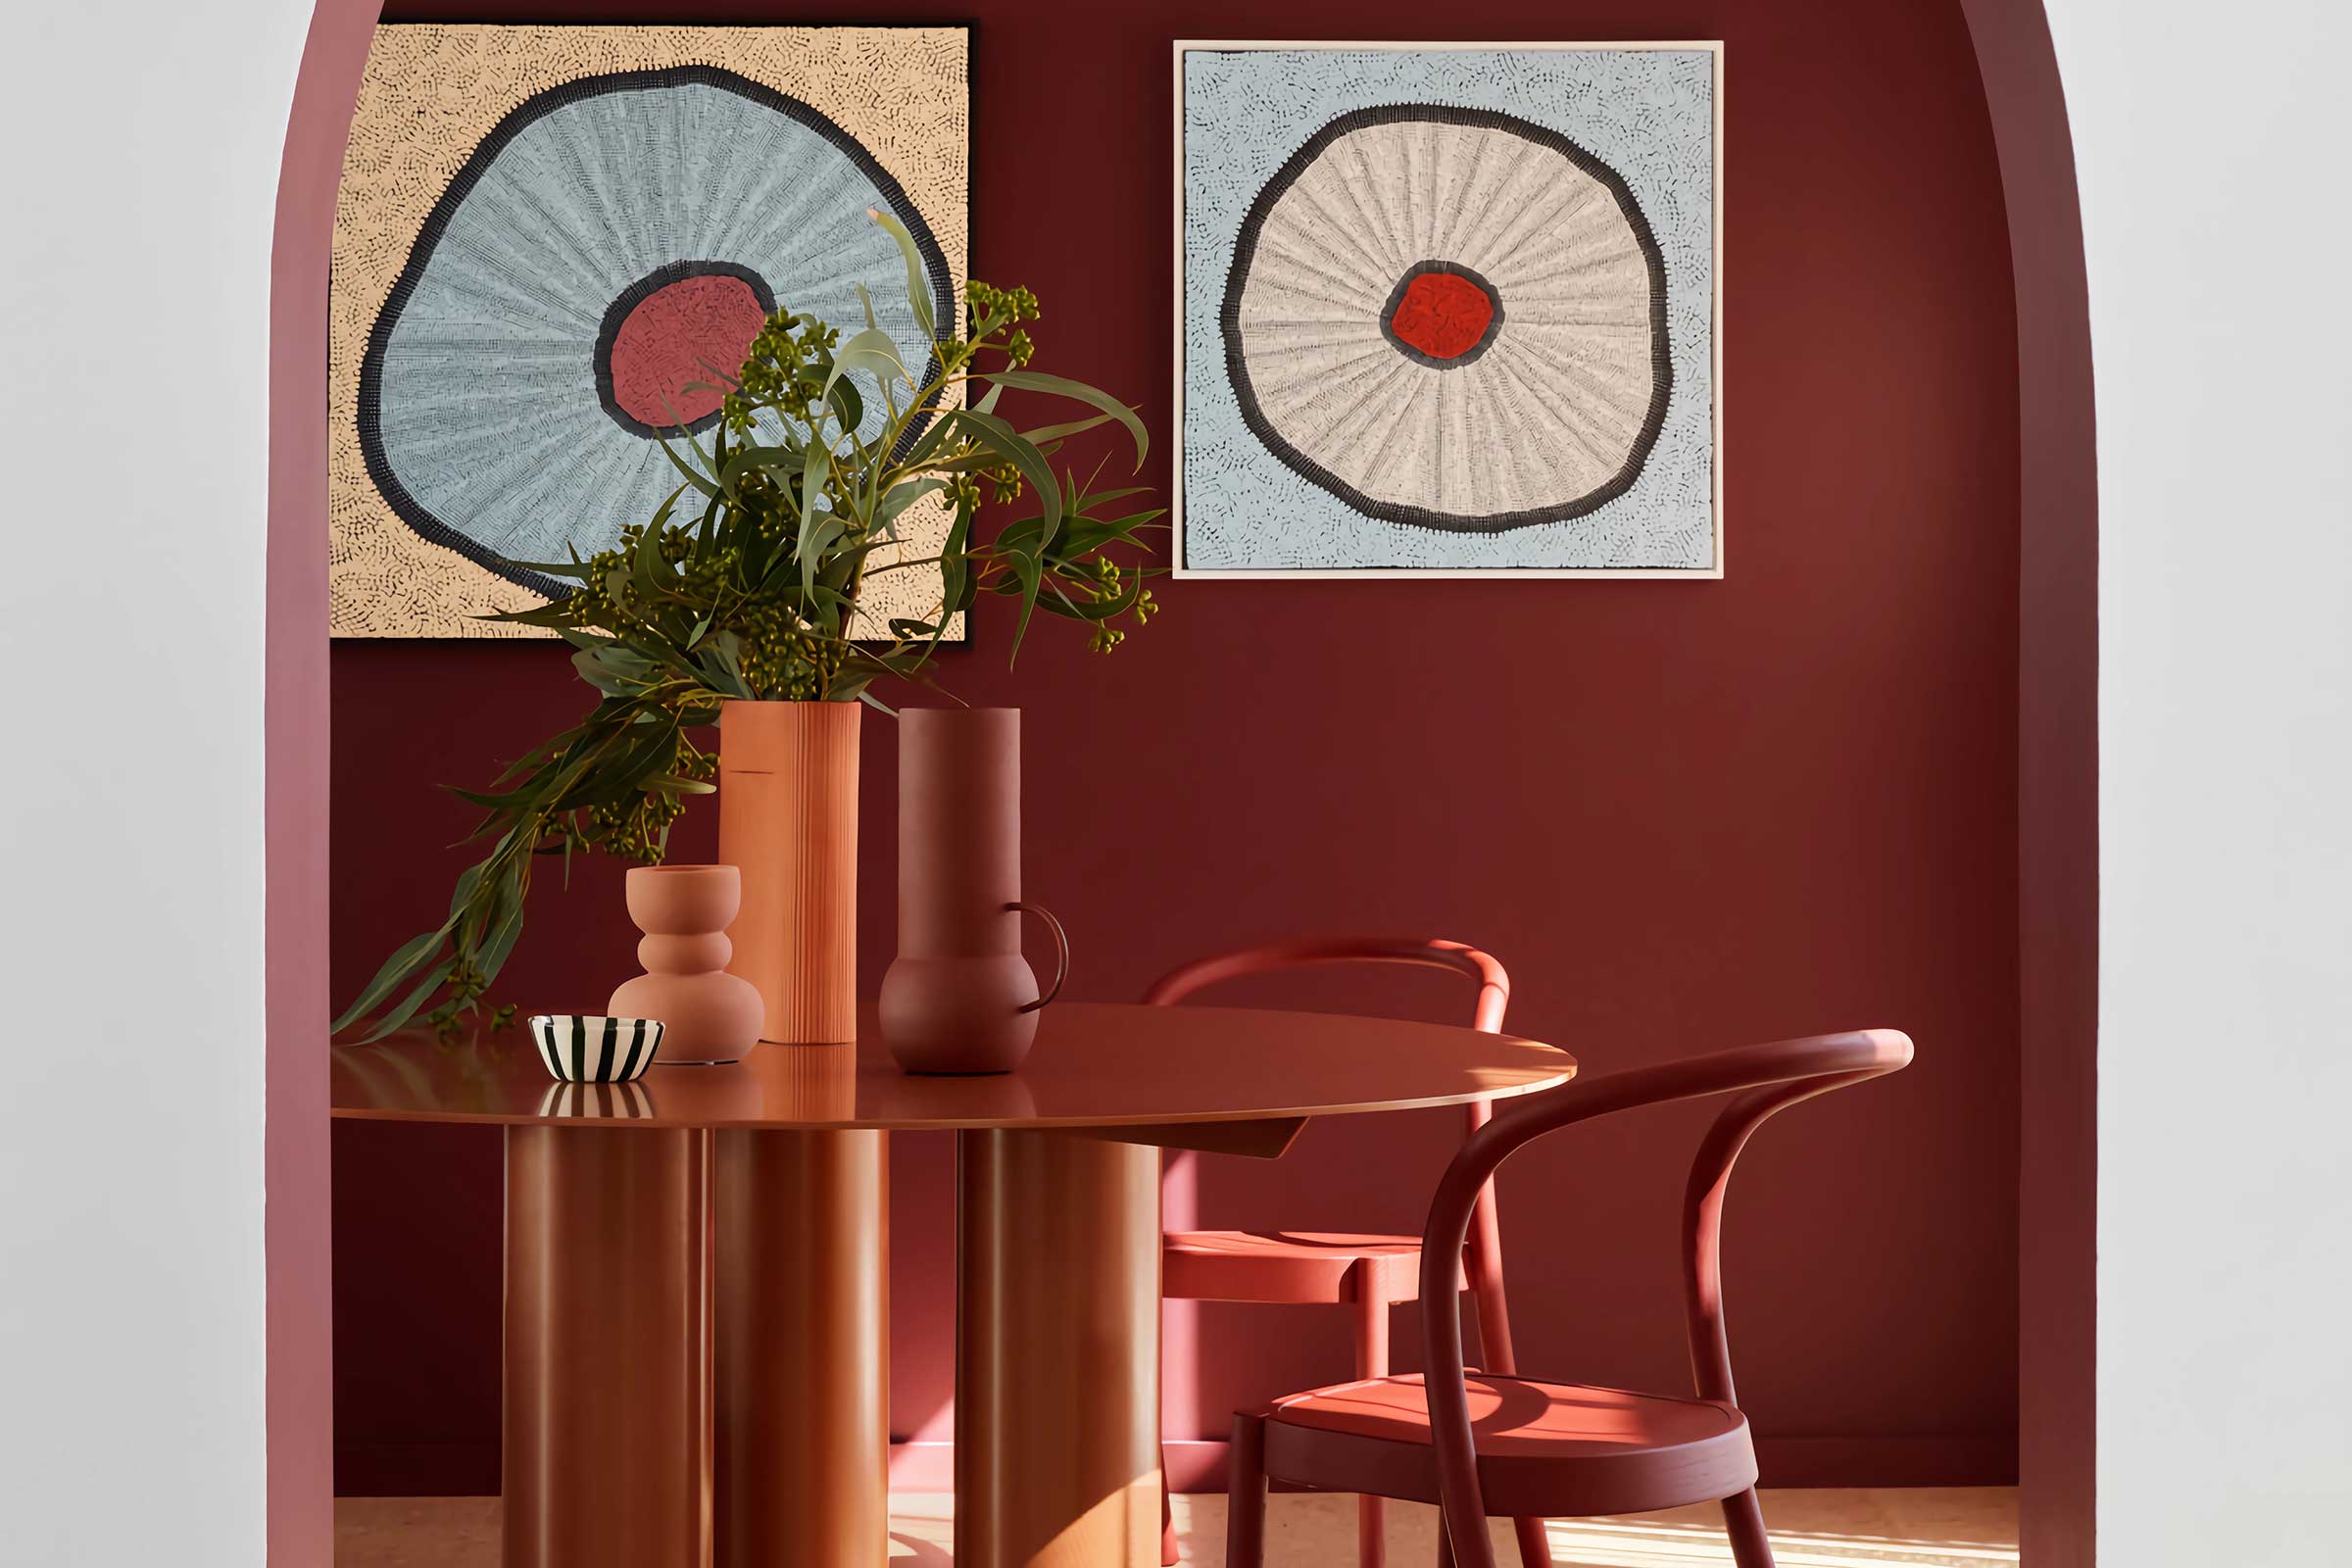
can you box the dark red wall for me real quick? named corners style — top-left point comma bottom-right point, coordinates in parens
top-left (334, 0), bottom-right (2021, 1493)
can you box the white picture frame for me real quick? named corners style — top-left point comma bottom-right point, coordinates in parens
top-left (1172, 40), bottom-right (1725, 579)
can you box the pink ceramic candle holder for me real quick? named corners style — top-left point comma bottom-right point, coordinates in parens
top-left (608, 864), bottom-right (764, 1065)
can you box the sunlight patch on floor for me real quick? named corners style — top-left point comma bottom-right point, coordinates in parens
top-left (1165, 1491), bottom-right (2017, 1568)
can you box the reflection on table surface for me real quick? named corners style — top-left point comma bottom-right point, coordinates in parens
top-left (330, 1001), bottom-right (1574, 1130)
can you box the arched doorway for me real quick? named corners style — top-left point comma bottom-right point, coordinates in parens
top-left (265, 5), bottom-right (2100, 1560)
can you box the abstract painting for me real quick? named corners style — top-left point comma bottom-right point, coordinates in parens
top-left (331, 24), bottom-right (970, 636)
top-left (1175, 42), bottom-right (1720, 576)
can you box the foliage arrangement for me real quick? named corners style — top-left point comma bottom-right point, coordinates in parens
top-left (334, 212), bottom-right (1161, 1043)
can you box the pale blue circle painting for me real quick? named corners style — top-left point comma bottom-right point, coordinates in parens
top-left (1180, 47), bottom-right (1717, 573)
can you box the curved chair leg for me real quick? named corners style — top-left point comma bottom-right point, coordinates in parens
top-left (1226, 1413), bottom-right (1269, 1568)
top-left (1469, 1277), bottom-right (1550, 1568)
top-left (1159, 1441), bottom-right (1179, 1565)
top-left (1354, 1284), bottom-right (1391, 1568)
top-left (1722, 1488), bottom-right (1776, 1568)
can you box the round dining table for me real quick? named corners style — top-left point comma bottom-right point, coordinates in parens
top-left (330, 1001), bottom-right (1575, 1568)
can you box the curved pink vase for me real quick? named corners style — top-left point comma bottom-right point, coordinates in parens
top-left (879, 708), bottom-right (1068, 1075)
top-left (608, 864), bottom-right (764, 1065)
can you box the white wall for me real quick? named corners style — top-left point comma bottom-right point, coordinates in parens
top-left (2046, 1), bottom-right (2352, 1561)
top-left (0, 1), bottom-right (313, 1561)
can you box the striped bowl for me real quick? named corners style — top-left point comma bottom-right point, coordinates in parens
top-left (529, 1014), bottom-right (665, 1082)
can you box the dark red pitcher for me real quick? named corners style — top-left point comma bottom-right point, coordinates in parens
top-left (878, 708), bottom-right (1068, 1074)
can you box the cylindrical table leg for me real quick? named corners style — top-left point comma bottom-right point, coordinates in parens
top-left (957, 1129), bottom-right (1160, 1568)
top-left (714, 1128), bottom-right (890, 1568)
top-left (506, 1126), bottom-right (710, 1568)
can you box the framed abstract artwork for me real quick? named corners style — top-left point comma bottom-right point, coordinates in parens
top-left (330, 24), bottom-right (970, 636)
top-left (1173, 41), bottom-right (1722, 577)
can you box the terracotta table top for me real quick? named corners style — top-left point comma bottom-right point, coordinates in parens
top-left (329, 1002), bottom-right (1575, 1131)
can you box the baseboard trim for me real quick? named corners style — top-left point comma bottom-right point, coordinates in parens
top-left (1752, 1434), bottom-right (2018, 1489)
top-left (337, 1433), bottom-right (2015, 1498)
top-left (335, 1443), bottom-right (499, 1498)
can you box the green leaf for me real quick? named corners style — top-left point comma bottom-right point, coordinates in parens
top-left (489, 554), bottom-right (596, 580)
top-left (939, 499), bottom-right (974, 620)
top-left (868, 207), bottom-right (938, 344)
top-left (448, 778), bottom-right (553, 811)
top-left (1015, 411), bottom-right (1117, 447)
top-left (657, 434), bottom-right (719, 499)
top-left (1001, 546), bottom-right (1045, 662)
top-left (695, 632), bottom-right (754, 699)
top-left (798, 439), bottom-right (833, 559)
top-left (898, 403), bottom-right (965, 469)
top-left (474, 863), bottom-right (528, 983)
top-left (332, 926), bottom-right (452, 1035)
top-left (873, 477), bottom-right (946, 543)
top-left (569, 722), bottom-right (681, 807)
top-left (716, 438), bottom-right (804, 501)
top-left (571, 646), bottom-right (659, 699)
top-left (800, 512), bottom-right (848, 593)
top-left (689, 355), bottom-right (745, 391)
top-left (957, 409), bottom-right (1064, 545)
top-left (480, 599), bottom-right (583, 629)
top-left (446, 860), bottom-right (488, 921)
top-left (826, 373), bottom-right (864, 438)
top-left (983, 370), bottom-right (1149, 467)
top-left (1050, 506), bottom-right (1168, 560)
top-left (358, 958), bottom-right (457, 1045)
top-left (696, 487), bottom-right (722, 552)
top-left (828, 325), bottom-right (908, 403)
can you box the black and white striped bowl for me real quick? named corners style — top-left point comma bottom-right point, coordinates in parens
top-left (529, 1014), bottom-right (664, 1082)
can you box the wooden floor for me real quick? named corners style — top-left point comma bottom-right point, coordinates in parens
top-left (337, 1488), bottom-right (2019, 1567)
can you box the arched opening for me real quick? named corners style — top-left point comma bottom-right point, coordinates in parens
top-left (266, 3), bottom-right (2101, 1559)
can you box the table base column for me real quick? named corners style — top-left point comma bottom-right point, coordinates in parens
top-left (957, 1129), bottom-right (1160, 1568)
top-left (715, 1128), bottom-right (891, 1568)
top-left (505, 1125), bottom-right (710, 1568)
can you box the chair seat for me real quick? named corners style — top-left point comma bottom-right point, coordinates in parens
top-left (1164, 1229), bottom-right (1456, 1304)
top-left (1259, 1374), bottom-right (1758, 1519)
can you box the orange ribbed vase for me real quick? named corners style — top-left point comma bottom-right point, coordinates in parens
top-left (717, 699), bottom-right (860, 1045)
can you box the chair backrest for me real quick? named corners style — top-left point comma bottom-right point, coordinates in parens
top-left (1142, 936), bottom-right (1510, 1034)
top-left (1414, 1029), bottom-right (1915, 1568)
top-left (1145, 937), bottom-right (1517, 1263)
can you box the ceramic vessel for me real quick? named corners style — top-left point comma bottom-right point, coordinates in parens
top-left (529, 1014), bottom-right (665, 1082)
top-left (718, 700), bottom-right (860, 1045)
top-left (608, 864), bottom-right (763, 1064)
top-left (879, 707), bottom-right (1068, 1074)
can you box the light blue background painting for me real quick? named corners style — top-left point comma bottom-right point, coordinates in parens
top-left (374, 80), bottom-right (940, 567)
top-left (1181, 48), bottom-right (1715, 571)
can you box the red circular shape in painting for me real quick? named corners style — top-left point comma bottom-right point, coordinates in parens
top-left (607, 273), bottom-right (768, 427)
top-left (1386, 271), bottom-right (1497, 362)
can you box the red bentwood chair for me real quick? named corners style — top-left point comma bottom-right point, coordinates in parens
top-left (1222, 1028), bottom-right (1915, 1568)
top-left (1147, 938), bottom-right (1548, 1568)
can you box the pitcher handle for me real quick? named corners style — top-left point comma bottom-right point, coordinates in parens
top-left (1009, 902), bottom-right (1069, 1012)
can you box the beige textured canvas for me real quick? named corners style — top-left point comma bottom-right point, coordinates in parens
top-left (329, 24), bottom-right (970, 637)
